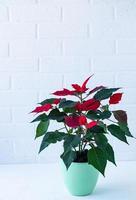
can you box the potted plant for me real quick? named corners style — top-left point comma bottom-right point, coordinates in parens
top-left (31, 75), bottom-right (133, 196)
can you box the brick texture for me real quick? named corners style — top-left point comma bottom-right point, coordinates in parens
top-left (0, 0), bottom-right (136, 164)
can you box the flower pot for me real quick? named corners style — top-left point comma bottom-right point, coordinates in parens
top-left (61, 161), bottom-right (99, 196)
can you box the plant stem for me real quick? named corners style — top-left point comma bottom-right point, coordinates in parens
top-left (83, 142), bottom-right (87, 150)
top-left (64, 123), bottom-right (69, 133)
top-left (80, 93), bottom-right (83, 102)
top-left (56, 127), bottom-right (65, 131)
top-left (82, 93), bottom-right (90, 101)
top-left (79, 143), bottom-right (82, 153)
top-left (73, 147), bottom-right (77, 152)
top-left (89, 142), bottom-right (95, 148)
top-left (107, 118), bottom-right (118, 124)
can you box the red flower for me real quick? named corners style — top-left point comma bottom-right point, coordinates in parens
top-left (86, 121), bottom-right (97, 129)
top-left (52, 88), bottom-right (74, 96)
top-left (31, 103), bottom-right (52, 113)
top-left (52, 75), bottom-right (93, 96)
top-left (71, 84), bottom-right (82, 93)
top-left (75, 102), bottom-right (82, 111)
top-left (79, 115), bottom-right (97, 129)
top-left (75, 99), bottom-right (100, 111)
top-left (72, 75), bottom-right (92, 93)
top-left (82, 99), bottom-right (100, 111)
top-left (53, 98), bottom-right (61, 105)
top-left (109, 93), bottom-right (123, 104)
top-left (79, 115), bottom-right (87, 125)
top-left (65, 116), bottom-right (80, 128)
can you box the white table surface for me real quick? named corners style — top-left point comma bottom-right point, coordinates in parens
top-left (0, 161), bottom-right (135, 200)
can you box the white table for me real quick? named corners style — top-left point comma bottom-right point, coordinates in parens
top-left (0, 161), bottom-right (135, 200)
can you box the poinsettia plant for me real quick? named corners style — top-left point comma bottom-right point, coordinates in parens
top-left (31, 76), bottom-right (133, 176)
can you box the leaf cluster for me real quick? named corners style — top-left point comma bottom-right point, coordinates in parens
top-left (31, 87), bottom-right (134, 176)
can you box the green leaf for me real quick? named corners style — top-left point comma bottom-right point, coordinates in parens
top-left (94, 133), bottom-right (108, 148)
top-left (59, 98), bottom-right (66, 104)
top-left (40, 98), bottom-right (57, 105)
top-left (88, 125), bottom-right (106, 133)
top-left (84, 129), bottom-right (93, 141)
top-left (61, 150), bottom-right (76, 169)
top-left (88, 86), bottom-right (106, 95)
top-left (113, 110), bottom-right (127, 124)
top-left (88, 147), bottom-right (107, 176)
top-left (101, 105), bottom-right (109, 111)
top-left (36, 120), bottom-right (49, 138)
top-left (48, 109), bottom-right (66, 122)
top-left (98, 121), bottom-right (107, 132)
top-left (108, 124), bottom-right (128, 144)
top-left (39, 131), bottom-right (66, 153)
top-left (119, 123), bottom-right (133, 137)
top-left (105, 143), bottom-right (116, 165)
top-left (94, 88), bottom-right (120, 100)
top-left (64, 135), bottom-right (80, 152)
top-left (31, 113), bottom-right (48, 123)
top-left (87, 110), bottom-right (111, 120)
top-left (68, 128), bottom-right (73, 134)
top-left (63, 107), bottom-right (76, 113)
top-left (60, 135), bottom-right (80, 169)
top-left (100, 110), bottom-right (112, 120)
top-left (86, 110), bottom-right (100, 120)
top-left (59, 100), bottom-right (77, 109)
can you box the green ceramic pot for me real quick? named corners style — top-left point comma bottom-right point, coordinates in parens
top-left (61, 161), bottom-right (99, 196)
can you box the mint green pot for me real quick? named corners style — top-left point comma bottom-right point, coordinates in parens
top-left (61, 161), bottom-right (99, 196)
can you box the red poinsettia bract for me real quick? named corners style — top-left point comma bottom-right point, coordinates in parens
top-left (75, 99), bottom-right (100, 111)
top-left (82, 99), bottom-right (100, 111)
top-left (53, 98), bottom-right (61, 105)
top-left (86, 121), bottom-right (97, 129)
top-left (72, 76), bottom-right (92, 93)
top-left (52, 88), bottom-right (74, 96)
top-left (52, 76), bottom-right (93, 96)
top-left (31, 103), bottom-right (52, 113)
top-left (79, 115), bottom-right (87, 125)
top-left (65, 115), bottom-right (97, 129)
top-left (65, 116), bottom-right (80, 128)
top-left (79, 115), bottom-right (97, 128)
top-left (109, 93), bottom-right (123, 104)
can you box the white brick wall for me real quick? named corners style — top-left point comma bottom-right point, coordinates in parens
top-left (9, 5), bottom-right (61, 22)
top-left (10, 39), bottom-right (62, 57)
top-left (0, 23), bottom-right (36, 39)
top-left (0, 58), bottom-right (38, 72)
top-left (0, 41), bottom-right (8, 57)
top-left (0, 0), bottom-right (136, 164)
